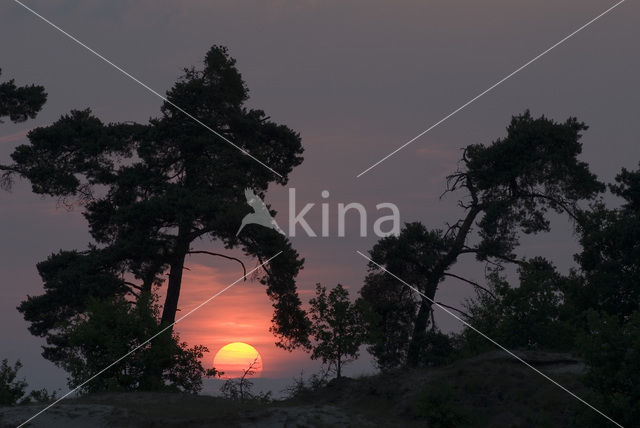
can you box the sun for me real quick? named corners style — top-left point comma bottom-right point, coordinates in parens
top-left (213, 342), bottom-right (263, 379)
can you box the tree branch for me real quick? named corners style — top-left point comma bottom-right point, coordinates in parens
top-left (187, 250), bottom-right (247, 280)
top-left (458, 247), bottom-right (478, 255)
top-left (435, 203), bottom-right (481, 273)
top-left (458, 247), bottom-right (528, 268)
top-left (124, 281), bottom-right (143, 291)
top-left (444, 272), bottom-right (496, 299)
top-left (519, 191), bottom-right (580, 223)
top-left (434, 301), bottom-right (470, 318)
top-left (492, 253), bottom-right (528, 267)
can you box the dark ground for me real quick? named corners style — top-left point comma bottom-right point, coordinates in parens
top-left (0, 351), bottom-right (593, 427)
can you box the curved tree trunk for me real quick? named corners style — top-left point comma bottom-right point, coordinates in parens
top-left (407, 300), bottom-right (430, 367)
top-left (406, 281), bottom-right (438, 367)
top-left (406, 203), bottom-right (481, 367)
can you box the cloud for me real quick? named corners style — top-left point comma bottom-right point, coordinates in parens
top-left (415, 144), bottom-right (458, 161)
top-left (0, 130), bottom-right (27, 144)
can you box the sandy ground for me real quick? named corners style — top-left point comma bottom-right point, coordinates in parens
top-left (0, 404), bottom-right (124, 428)
top-left (1, 402), bottom-right (355, 428)
top-left (240, 405), bottom-right (354, 427)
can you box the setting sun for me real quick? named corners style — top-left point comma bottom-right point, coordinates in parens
top-left (213, 342), bottom-right (263, 379)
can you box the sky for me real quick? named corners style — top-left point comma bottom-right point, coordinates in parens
top-left (1, 0), bottom-right (639, 395)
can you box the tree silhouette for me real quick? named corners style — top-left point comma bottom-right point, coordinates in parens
top-left (363, 111), bottom-right (604, 367)
top-left (0, 358), bottom-right (57, 405)
top-left (0, 359), bottom-right (28, 405)
top-left (2, 46), bottom-right (310, 385)
top-left (309, 283), bottom-right (363, 379)
top-left (570, 162), bottom-right (640, 319)
top-left (453, 161), bottom-right (640, 424)
top-left (461, 257), bottom-right (577, 354)
top-left (0, 68), bottom-right (47, 124)
top-left (569, 163), bottom-right (640, 425)
top-left (357, 271), bottom-right (417, 370)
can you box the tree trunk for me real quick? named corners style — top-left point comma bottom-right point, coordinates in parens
top-left (406, 204), bottom-right (482, 367)
top-left (407, 281), bottom-right (438, 367)
top-left (161, 221), bottom-right (192, 325)
top-left (142, 222), bottom-right (191, 389)
top-left (407, 299), bottom-right (431, 367)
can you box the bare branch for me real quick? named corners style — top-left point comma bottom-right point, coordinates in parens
top-left (459, 247), bottom-right (528, 268)
top-left (434, 300), bottom-right (470, 318)
top-left (441, 171), bottom-right (466, 199)
top-left (444, 272), bottom-right (496, 299)
top-left (124, 281), bottom-right (143, 291)
top-left (443, 219), bottom-right (464, 239)
top-left (187, 250), bottom-right (247, 280)
top-left (0, 168), bottom-right (14, 191)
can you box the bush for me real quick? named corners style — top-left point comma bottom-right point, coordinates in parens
top-left (419, 330), bottom-right (457, 367)
top-left (0, 359), bottom-right (28, 405)
top-left (0, 359), bottom-right (57, 405)
top-left (413, 382), bottom-right (469, 428)
top-left (282, 368), bottom-right (331, 399)
top-left (61, 293), bottom-right (212, 394)
top-left (460, 259), bottom-right (577, 355)
top-left (577, 310), bottom-right (640, 427)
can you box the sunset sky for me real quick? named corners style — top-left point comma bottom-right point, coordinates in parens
top-left (1, 0), bottom-right (639, 393)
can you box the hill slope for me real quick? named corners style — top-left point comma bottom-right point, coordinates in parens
top-left (0, 351), bottom-right (593, 427)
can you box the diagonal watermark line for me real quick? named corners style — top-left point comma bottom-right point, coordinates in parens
top-left (11, 0), bottom-right (283, 178)
top-left (356, 250), bottom-right (624, 428)
top-left (17, 251), bottom-right (283, 428)
top-left (356, 0), bottom-right (626, 178)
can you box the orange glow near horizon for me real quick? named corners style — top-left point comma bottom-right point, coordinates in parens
top-left (165, 260), bottom-right (314, 379)
top-left (214, 342), bottom-right (262, 379)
